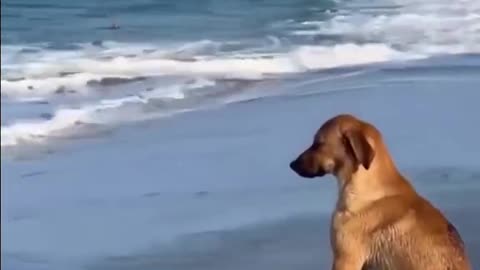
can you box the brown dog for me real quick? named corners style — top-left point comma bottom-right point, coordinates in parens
top-left (289, 114), bottom-right (472, 270)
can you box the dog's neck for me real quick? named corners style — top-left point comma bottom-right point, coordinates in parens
top-left (335, 148), bottom-right (413, 214)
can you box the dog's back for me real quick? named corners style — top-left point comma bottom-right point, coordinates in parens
top-left (363, 193), bottom-right (471, 270)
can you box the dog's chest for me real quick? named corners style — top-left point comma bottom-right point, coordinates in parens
top-left (330, 211), bottom-right (366, 251)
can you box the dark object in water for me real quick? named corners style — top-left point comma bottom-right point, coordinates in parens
top-left (54, 86), bottom-right (76, 94)
top-left (55, 86), bottom-right (66, 94)
top-left (92, 40), bottom-right (103, 46)
top-left (109, 23), bottom-right (120, 30)
top-left (58, 71), bottom-right (78, 77)
top-left (39, 113), bottom-right (53, 120)
top-left (86, 77), bottom-right (146, 87)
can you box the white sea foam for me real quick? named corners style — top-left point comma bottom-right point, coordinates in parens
top-left (0, 96), bottom-right (153, 147)
top-left (293, 0), bottom-right (480, 55)
top-left (290, 43), bottom-right (416, 69)
top-left (1, 41), bottom-right (415, 100)
top-left (0, 77), bottom-right (218, 147)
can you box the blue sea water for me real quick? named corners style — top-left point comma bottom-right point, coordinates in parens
top-left (2, 0), bottom-right (480, 269)
top-left (2, 0), bottom-right (337, 44)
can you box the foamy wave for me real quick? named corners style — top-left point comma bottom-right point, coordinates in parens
top-left (1, 73), bottom-right (110, 97)
top-left (2, 108), bottom-right (88, 147)
top-left (290, 43), bottom-right (417, 69)
top-left (1, 98), bottom-right (135, 147)
top-left (0, 77), bottom-right (219, 147)
top-left (1, 41), bottom-right (415, 99)
top-left (293, 0), bottom-right (480, 55)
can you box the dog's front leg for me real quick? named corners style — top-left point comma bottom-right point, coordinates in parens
top-left (330, 215), bottom-right (366, 270)
top-left (332, 254), bottom-right (365, 270)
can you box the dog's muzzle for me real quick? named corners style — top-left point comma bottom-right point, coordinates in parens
top-left (290, 158), bottom-right (324, 178)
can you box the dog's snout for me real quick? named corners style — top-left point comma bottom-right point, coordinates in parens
top-left (289, 159), bottom-right (299, 171)
top-left (290, 155), bottom-right (317, 178)
top-left (290, 154), bottom-right (305, 173)
top-left (290, 150), bottom-right (328, 178)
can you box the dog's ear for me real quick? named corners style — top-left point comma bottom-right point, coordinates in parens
top-left (343, 129), bottom-right (375, 170)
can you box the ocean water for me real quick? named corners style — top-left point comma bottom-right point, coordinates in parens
top-left (1, 0), bottom-right (480, 269)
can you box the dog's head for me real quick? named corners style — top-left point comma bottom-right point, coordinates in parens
top-left (289, 114), bottom-right (376, 179)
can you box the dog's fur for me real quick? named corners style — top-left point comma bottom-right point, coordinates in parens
top-left (289, 114), bottom-right (472, 270)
